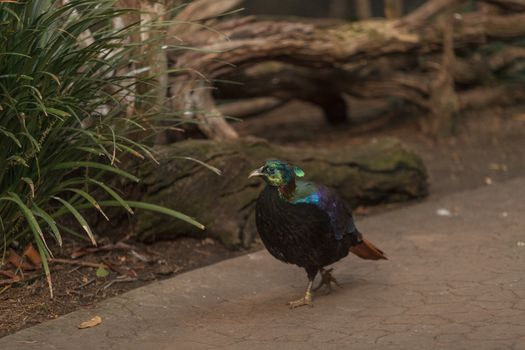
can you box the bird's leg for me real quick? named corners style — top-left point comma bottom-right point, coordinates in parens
top-left (287, 280), bottom-right (314, 309)
top-left (313, 268), bottom-right (342, 293)
top-left (288, 267), bottom-right (317, 309)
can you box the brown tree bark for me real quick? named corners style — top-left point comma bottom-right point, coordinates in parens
top-left (164, 0), bottom-right (525, 139)
top-left (425, 11), bottom-right (459, 137)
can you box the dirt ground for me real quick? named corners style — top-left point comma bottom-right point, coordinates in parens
top-left (0, 237), bottom-right (247, 337)
top-left (1, 101), bottom-right (525, 337)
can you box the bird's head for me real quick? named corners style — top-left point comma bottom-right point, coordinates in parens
top-left (248, 160), bottom-right (304, 187)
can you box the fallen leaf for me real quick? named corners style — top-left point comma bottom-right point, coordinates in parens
top-left (7, 249), bottom-right (36, 271)
top-left (96, 267), bottom-right (109, 278)
top-left (23, 244), bottom-right (42, 266)
top-left (78, 316), bottom-right (102, 329)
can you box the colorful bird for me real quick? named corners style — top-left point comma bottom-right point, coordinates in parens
top-left (249, 160), bottom-right (386, 308)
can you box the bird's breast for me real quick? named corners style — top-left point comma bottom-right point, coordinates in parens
top-left (254, 186), bottom-right (341, 267)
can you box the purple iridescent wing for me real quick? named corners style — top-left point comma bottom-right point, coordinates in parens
top-left (291, 181), bottom-right (356, 240)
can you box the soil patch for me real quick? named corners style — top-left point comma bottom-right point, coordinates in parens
top-left (0, 237), bottom-right (247, 337)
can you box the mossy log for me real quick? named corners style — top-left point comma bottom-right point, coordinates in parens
top-left (131, 138), bottom-right (427, 248)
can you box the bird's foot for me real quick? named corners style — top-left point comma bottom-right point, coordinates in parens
top-left (287, 291), bottom-right (313, 309)
top-left (313, 268), bottom-right (342, 294)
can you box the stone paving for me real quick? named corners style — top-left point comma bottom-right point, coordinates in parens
top-left (2, 178), bottom-right (525, 349)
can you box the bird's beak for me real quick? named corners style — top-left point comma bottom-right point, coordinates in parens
top-left (248, 167), bottom-right (264, 179)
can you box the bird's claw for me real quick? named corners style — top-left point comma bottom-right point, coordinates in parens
top-left (313, 268), bottom-right (342, 294)
top-left (287, 291), bottom-right (313, 309)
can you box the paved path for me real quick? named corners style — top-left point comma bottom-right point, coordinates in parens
top-left (2, 178), bottom-right (525, 350)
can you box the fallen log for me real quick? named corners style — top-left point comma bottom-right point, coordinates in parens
top-left (164, 0), bottom-right (525, 140)
top-left (129, 138), bottom-right (427, 248)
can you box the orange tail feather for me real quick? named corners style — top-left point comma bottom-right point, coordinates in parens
top-left (349, 238), bottom-right (387, 260)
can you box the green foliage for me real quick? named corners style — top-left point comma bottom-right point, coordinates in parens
top-left (0, 0), bottom-right (203, 296)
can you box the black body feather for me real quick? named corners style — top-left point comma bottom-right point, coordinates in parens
top-left (255, 185), bottom-right (361, 272)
